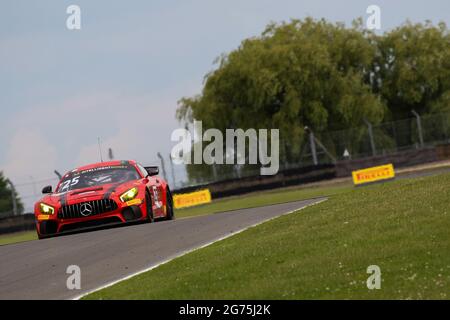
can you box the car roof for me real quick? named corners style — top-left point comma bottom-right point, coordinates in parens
top-left (66, 160), bottom-right (138, 175)
top-left (56, 160), bottom-right (141, 184)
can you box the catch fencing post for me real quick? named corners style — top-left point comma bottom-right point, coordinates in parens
top-left (54, 170), bottom-right (62, 180)
top-left (169, 154), bottom-right (177, 189)
top-left (306, 127), bottom-right (318, 166)
top-left (157, 152), bottom-right (168, 181)
top-left (411, 110), bottom-right (424, 148)
top-left (363, 118), bottom-right (377, 156)
top-left (212, 164), bottom-right (218, 181)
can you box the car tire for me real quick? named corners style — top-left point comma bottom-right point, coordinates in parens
top-left (165, 189), bottom-right (175, 221)
top-left (145, 191), bottom-right (154, 223)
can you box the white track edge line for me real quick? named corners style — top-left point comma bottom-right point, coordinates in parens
top-left (72, 198), bottom-right (327, 300)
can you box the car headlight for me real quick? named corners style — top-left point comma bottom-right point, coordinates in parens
top-left (39, 203), bottom-right (55, 215)
top-left (120, 187), bottom-right (139, 202)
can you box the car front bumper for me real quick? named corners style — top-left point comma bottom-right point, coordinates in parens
top-left (35, 198), bottom-right (146, 236)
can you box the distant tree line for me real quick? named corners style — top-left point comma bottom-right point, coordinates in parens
top-left (0, 172), bottom-right (24, 216)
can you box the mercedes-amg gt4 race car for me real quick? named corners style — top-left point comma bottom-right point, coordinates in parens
top-left (34, 160), bottom-right (174, 239)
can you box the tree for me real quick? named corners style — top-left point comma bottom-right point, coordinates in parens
top-left (0, 172), bottom-right (24, 216)
top-left (372, 21), bottom-right (450, 119)
top-left (177, 18), bottom-right (385, 181)
top-left (176, 18), bottom-right (450, 182)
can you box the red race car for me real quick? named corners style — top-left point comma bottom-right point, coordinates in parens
top-left (34, 160), bottom-right (174, 239)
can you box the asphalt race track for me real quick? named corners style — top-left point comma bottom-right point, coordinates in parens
top-left (0, 198), bottom-right (323, 300)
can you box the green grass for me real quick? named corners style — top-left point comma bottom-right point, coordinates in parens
top-left (85, 173), bottom-right (450, 299)
top-left (175, 181), bottom-right (351, 218)
top-left (0, 231), bottom-right (37, 246)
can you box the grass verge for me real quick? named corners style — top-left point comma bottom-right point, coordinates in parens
top-left (0, 231), bottom-right (37, 246)
top-left (85, 173), bottom-right (450, 299)
top-left (174, 181), bottom-right (351, 218)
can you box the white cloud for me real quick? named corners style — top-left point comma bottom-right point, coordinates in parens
top-left (2, 129), bottom-right (58, 179)
top-left (1, 129), bottom-right (59, 212)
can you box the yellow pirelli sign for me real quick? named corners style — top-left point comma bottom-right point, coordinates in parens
top-left (173, 189), bottom-right (212, 209)
top-left (352, 164), bottom-right (395, 185)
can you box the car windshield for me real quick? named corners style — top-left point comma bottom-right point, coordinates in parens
top-left (56, 165), bottom-right (141, 193)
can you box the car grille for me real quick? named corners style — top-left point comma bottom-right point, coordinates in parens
top-left (58, 199), bottom-right (118, 219)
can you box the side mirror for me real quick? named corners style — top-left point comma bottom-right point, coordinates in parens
top-left (42, 185), bottom-right (52, 194)
top-left (144, 166), bottom-right (159, 177)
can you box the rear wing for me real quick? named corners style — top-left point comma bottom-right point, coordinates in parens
top-left (144, 166), bottom-right (159, 177)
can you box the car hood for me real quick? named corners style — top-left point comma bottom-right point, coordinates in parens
top-left (39, 181), bottom-right (139, 207)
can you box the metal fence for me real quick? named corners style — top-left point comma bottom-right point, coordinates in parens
top-left (178, 111), bottom-right (450, 185)
top-left (312, 111), bottom-right (450, 163)
top-left (0, 210), bottom-right (13, 219)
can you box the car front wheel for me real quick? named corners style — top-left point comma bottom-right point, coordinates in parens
top-left (165, 189), bottom-right (174, 220)
top-left (145, 191), bottom-right (154, 223)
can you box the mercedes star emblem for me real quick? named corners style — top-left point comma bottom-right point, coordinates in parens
top-left (80, 203), bottom-right (93, 216)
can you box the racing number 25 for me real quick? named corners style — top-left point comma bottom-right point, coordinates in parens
top-left (60, 177), bottom-right (80, 192)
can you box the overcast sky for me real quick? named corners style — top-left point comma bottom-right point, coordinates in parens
top-left (1, 0), bottom-right (449, 211)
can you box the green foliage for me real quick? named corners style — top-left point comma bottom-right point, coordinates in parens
top-left (0, 172), bottom-right (24, 215)
top-left (373, 21), bottom-right (450, 119)
top-left (177, 18), bottom-right (449, 181)
top-left (179, 18), bottom-right (384, 156)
